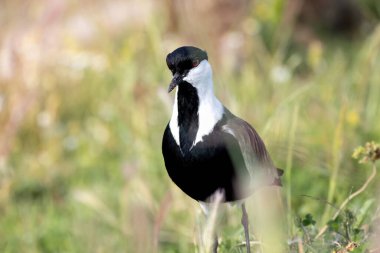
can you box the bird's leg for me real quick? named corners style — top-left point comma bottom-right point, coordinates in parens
top-left (241, 203), bottom-right (251, 253)
top-left (212, 234), bottom-right (218, 253)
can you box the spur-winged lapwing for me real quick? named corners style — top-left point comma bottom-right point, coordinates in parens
top-left (162, 46), bottom-right (283, 253)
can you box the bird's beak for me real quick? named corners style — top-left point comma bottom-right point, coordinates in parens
top-left (168, 73), bottom-right (182, 93)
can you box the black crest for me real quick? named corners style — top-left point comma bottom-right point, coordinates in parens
top-left (166, 46), bottom-right (208, 75)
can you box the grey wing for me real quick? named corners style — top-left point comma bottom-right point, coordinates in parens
top-left (222, 115), bottom-right (282, 189)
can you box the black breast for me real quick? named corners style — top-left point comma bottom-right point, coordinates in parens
top-left (177, 82), bottom-right (199, 152)
top-left (162, 116), bottom-right (249, 202)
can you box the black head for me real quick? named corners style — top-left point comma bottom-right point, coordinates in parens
top-left (166, 46), bottom-right (208, 92)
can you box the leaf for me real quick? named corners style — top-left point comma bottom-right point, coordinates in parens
top-left (353, 228), bottom-right (363, 235)
top-left (302, 213), bottom-right (316, 227)
top-left (327, 218), bottom-right (341, 232)
top-left (344, 209), bottom-right (356, 225)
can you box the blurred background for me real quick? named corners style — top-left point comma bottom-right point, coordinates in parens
top-left (1, 0), bottom-right (380, 252)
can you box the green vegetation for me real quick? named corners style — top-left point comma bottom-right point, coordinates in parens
top-left (0, 0), bottom-right (380, 252)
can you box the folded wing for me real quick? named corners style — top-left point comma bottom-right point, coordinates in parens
top-left (221, 110), bottom-right (282, 190)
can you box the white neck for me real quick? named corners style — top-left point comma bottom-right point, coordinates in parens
top-left (169, 89), bottom-right (180, 146)
top-left (193, 76), bottom-right (223, 145)
top-left (169, 73), bottom-right (224, 148)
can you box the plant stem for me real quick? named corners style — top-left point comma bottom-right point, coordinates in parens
top-left (286, 104), bottom-right (299, 235)
top-left (316, 163), bottom-right (377, 239)
top-left (322, 105), bottom-right (345, 224)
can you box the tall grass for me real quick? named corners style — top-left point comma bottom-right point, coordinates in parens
top-left (286, 104), bottom-right (299, 235)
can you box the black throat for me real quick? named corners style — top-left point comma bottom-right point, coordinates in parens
top-left (177, 82), bottom-right (199, 152)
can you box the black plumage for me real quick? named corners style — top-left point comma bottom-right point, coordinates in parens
top-left (162, 103), bottom-right (281, 202)
top-left (177, 82), bottom-right (199, 152)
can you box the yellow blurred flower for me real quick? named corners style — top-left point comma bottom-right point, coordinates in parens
top-left (346, 110), bottom-right (359, 127)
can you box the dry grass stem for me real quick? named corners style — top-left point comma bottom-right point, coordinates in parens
top-left (316, 163), bottom-right (377, 239)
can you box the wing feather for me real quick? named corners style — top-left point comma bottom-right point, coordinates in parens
top-left (221, 110), bottom-right (281, 189)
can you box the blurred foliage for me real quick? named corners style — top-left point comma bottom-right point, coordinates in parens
top-left (1, 0), bottom-right (380, 252)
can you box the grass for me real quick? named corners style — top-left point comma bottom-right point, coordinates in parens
top-left (1, 0), bottom-right (380, 252)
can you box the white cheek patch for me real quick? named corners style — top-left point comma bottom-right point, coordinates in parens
top-left (183, 60), bottom-right (209, 85)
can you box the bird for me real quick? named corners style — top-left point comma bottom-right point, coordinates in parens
top-left (162, 46), bottom-right (283, 253)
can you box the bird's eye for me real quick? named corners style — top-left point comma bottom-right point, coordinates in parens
top-left (192, 59), bottom-right (200, 68)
